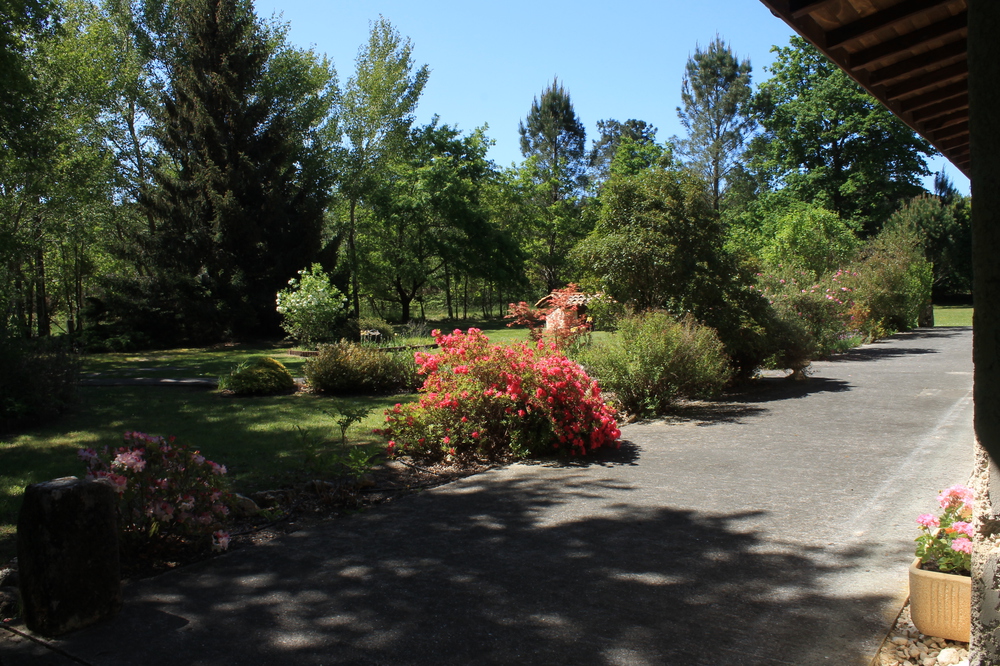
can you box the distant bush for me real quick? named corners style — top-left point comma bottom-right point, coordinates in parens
top-left (305, 341), bottom-right (418, 394)
top-left (0, 337), bottom-right (79, 430)
top-left (276, 264), bottom-right (348, 346)
top-left (218, 356), bottom-right (296, 395)
top-left (759, 202), bottom-right (859, 276)
top-left (579, 311), bottom-right (731, 417)
top-left (846, 220), bottom-right (933, 338)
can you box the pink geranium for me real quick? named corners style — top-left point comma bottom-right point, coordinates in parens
top-left (916, 484), bottom-right (975, 576)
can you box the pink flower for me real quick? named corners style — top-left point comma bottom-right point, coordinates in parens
top-left (212, 530), bottom-right (231, 552)
top-left (951, 537), bottom-right (973, 554)
top-left (951, 521), bottom-right (974, 537)
top-left (916, 514), bottom-right (940, 528)
top-left (443, 436), bottom-right (450, 445)
top-left (112, 449), bottom-right (146, 472)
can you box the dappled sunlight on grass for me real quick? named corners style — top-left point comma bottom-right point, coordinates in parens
top-left (0, 381), bottom-right (418, 561)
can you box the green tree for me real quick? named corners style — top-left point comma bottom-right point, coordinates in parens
top-left (748, 36), bottom-right (933, 236)
top-left (519, 77), bottom-right (587, 202)
top-left (589, 119), bottom-right (659, 184)
top-left (890, 194), bottom-right (972, 297)
top-left (0, 0), bottom-right (120, 338)
top-left (518, 78), bottom-right (591, 293)
top-left (363, 120), bottom-right (520, 322)
top-left (339, 15), bottom-right (429, 318)
top-left (677, 36), bottom-right (754, 211)
top-left (142, 0), bottom-right (337, 339)
top-left (574, 167), bottom-right (774, 374)
top-left (0, 0), bottom-right (57, 155)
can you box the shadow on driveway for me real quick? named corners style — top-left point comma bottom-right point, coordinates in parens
top-left (74, 470), bottom-right (890, 665)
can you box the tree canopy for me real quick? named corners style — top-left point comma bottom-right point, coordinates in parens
top-left (677, 36), bottom-right (754, 211)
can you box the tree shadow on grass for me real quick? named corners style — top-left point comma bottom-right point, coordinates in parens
top-left (44, 471), bottom-right (890, 665)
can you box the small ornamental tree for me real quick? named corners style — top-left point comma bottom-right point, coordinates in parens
top-left (376, 328), bottom-right (620, 462)
top-left (506, 284), bottom-right (593, 351)
top-left (276, 264), bottom-right (348, 345)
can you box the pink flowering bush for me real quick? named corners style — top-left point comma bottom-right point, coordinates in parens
top-left (375, 328), bottom-right (621, 462)
top-left (915, 484), bottom-right (974, 575)
top-left (79, 431), bottom-right (232, 550)
top-left (754, 268), bottom-right (859, 358)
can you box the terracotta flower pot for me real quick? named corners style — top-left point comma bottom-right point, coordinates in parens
top-left (908, 557), bottom-right (971, 642)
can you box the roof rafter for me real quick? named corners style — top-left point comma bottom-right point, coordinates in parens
top-left (826, 0), bottom-right (952, 48)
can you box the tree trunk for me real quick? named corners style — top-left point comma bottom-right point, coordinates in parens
top-left (348, 198), bottom-right (361, 318)
top-left (969, 3), bottom-right (1000, 662)
top-left (444, 263), bottom-right (453, 319)
top-left (35, 244), bottom-right (49, 337)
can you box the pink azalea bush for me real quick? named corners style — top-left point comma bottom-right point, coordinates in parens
top-left (375, 328), bottom-right (621, 462)
top-left (915, 484), bottom-right (974, 575)
top-left (79, 431), bottom-right (232, 550)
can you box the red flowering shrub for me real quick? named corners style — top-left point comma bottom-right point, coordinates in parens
top-left (376, 328), bottom-right (621, 462)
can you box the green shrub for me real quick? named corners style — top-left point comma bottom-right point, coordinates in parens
top-left (218, 356), bottom-right (296, 395)
top-left (584, 293), bottom-right (627, 332)
top-left (0, 337), bottom-right (79, 430)
top-left (276, 264), bottom-right (348, 345)
top-left (579, 311), bottom-right (731, 417)
top-left (759, 202), bottom-right (859, 276)
top-left (305, 341), bottom-right (418, 394)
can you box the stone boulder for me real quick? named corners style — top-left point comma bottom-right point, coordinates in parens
top-left (17, 476), bottom-right (122, 636)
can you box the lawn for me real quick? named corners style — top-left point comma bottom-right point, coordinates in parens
top-left (0, 379), bottom-right (416, 561)
top-left (1, 318), bottom-right (600, 561)
top-left (934, 305), bottom-right (973, 327)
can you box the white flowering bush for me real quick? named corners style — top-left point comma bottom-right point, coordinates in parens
top-left (276, 264), bottom-right (347, 345)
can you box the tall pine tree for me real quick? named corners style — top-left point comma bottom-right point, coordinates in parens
top-left (519, 77), bottom-right (587, 204)
top-left (518, 78), bottom-right (589, 293)
top-left (143, 0), bottom-right (335, 338)
top-left (677, 36), bottom-right (753, 211)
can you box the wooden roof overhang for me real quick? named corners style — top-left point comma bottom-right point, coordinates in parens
top-left (757, 0), bottom-right (970, 177)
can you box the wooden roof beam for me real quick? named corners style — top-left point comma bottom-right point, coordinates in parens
top-left (847, 11), bottom-right (966, 69)
top-left (931, 120), bottom-right (969, 141)
top-left (789, 0), bottom-right (841, 19)
top-left (909, 94), bottom-right (968, 121)
top-left (900, 81), bottom-right (966, 112)
top-left (938, 135), bottom-right (969, 151)
top-left (868, 40), bottom-right (966, 85)
top-left (922, 108), bottom-right (969, 130)
top-left (884, 60), bottom-right (967, 98)
top-left (827, 0), bottom-right (954, 49)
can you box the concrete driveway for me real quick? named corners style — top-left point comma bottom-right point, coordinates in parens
top-left (1, 327), bottom-right (974, 665)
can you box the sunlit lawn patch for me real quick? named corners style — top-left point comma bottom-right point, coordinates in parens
top-left (934, 306), bottom-right (973, 327)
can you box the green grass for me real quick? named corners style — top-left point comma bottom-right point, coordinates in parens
top-left (2, 323), bottom-right (608, 561)
top-left (81, 341), bottom-right (310, 379)
top-left (0, 381), bottom-right (416, 561)
top-left (934, 305), bottom-right (973, 327)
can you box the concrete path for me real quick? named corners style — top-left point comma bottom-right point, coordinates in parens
top-left (1, 328), bottom-right (974, 665)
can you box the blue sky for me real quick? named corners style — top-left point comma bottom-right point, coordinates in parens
top-left (253, 0), bottom-right (970, 194)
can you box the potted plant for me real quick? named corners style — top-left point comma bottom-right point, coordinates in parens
top-left (910, 484), bottom-right (973, 642)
